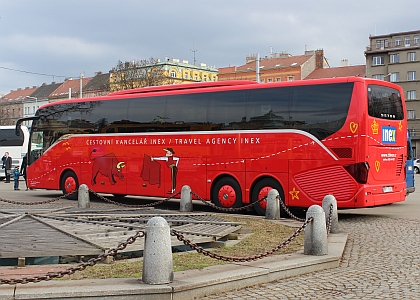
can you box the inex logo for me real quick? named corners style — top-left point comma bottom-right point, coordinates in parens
top-left (382, 126), bottom-right (396, 144)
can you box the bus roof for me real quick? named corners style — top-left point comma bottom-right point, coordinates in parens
top-left (107, 80), bottom-right (258, 96)
top-left (38, 76), bottom-right (402, 110)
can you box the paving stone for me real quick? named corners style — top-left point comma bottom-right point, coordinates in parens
top-left (203, 216), bottom-right (420, 299)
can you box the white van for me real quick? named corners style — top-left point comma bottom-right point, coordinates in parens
top-left (0, 125), bottom-right (29, 180)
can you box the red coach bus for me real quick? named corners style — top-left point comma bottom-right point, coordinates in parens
top-left (16, 77), bottom-right (407, 214)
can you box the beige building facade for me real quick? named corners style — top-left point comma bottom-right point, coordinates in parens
top-left (365, 30), bottom-right (420, 156)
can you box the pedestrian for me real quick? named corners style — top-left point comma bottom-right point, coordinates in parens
top-left (2, 151), bottom-right (12, 183)
top-left (20, 154), bottom-right (28, 190)
top-left (13, 166), bottom-right (20, 190)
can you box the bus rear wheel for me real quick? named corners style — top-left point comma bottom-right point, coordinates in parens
top-left (61, 171), bottom-right (79, 200)
top-left (211, 177), bottom-right (242, 209)
top-left (251, 178), bottom-right (285, 216)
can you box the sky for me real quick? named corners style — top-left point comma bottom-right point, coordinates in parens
top-left (0, 0), bottom-right (418, 95)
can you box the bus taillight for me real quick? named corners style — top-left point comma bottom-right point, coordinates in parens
top-left (344, 162), bottom-right (370, 184)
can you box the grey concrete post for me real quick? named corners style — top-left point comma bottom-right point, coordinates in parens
top-left (322, 194), bottom-right (339, 234)
top-left (265, 189), bottom-right (280, 219)
top-left (304, 205), bottom-right (328, 256)
top-left (78, 184), bottom-right (90, 208)
top-left (180, 185), bottom-right (193, 212)
top-left (142, 216), bottom-right (174, 284)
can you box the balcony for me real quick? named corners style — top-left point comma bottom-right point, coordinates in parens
top-left (366, 41), bottom-right (420, 52)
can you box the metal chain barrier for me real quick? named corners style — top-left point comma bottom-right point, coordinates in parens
top-left (326, 203), bottom-right (333, 235)
top-left (0, 230), bottom-right (145, 285)
top-left (191, 190), bottom-right (266, 212)
top-left (171, 216), bottom-right (313, 262)
top-left (89, 189), bottom-right (181, 208)
top-left (279, 197), bottom-right (306, 222)
top-left (0, 191), bottom-right (76, 206)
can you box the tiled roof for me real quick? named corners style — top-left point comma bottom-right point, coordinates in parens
top-left (305, 65), bottom-right (366, 80)
top-left (0, 86), bottom-right (38, 102)
top-left (30, 82), bottom-right (62, 100)
top-left (221, 55), bottom-right (313, 73)
top-left (84, 73), bottom-right (109, 92)
top-left (49, 77), bottom-right (92, 98)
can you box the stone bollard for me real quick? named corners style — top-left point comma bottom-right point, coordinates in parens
top-left (322, 194), bottom-right (339, 234)
top-left (78, 184), bottom-right (90, 208)
top-left (265, 189), bottom-right (280, 219)
top-left (180, 185), bottom-right (193, 212)
top-left (142, 216), bottom-right (174, 284)
top-left (304, 205), bottom-right (328, 256)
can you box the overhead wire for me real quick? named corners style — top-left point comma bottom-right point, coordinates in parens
top-left (0, 66), bottom-right (72, 78)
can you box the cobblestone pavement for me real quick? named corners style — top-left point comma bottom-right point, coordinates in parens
top-left (203, 214), bottom-right (420, 299)
top-left (1, 184), bottom-right (419, 299)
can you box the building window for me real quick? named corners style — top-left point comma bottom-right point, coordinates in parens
top-left (194, 74), bottom-right (198, 81)
top-left (395, 38), bottom-right (401, 46)
top-left (405, 36), bottom-right (411, 46)
top-left (170, 71), bottom-right (176, 78)
top-left (184, 72), bottom-right (188, 79)
top-left (376, 39), bottom-right (388, 49)
top-left (288, 76), bottom-right (294, 81)
top-left (408, 52), bottom-right (416, 62)
top-left (408, 71), bottom-right (416, 81)
top-left (390, 53), bottom-right (400, 63)
top-left (373, 74), bottom-right (385, 80)
top-left (276, 78), bottom-right (281, 82)
top-left (390, 72), bottom-right (399, 82)
top-left (414, 36), bottom-right (419, 45)
top-left (407, 110), bottom-right (416, 120)
top-left (203, 75), bottom-right (207, 82)
top-left (407, 90), bottom-right (417, 100)
top-left (267, 78), bottom-right (273, 83)
top-left (260, 79), bottom-right (265, 83)
top-left (372, 56), bottom-right (384, 66)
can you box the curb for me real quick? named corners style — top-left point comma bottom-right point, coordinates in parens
top-left (0, 232), bottom-right (347, 300)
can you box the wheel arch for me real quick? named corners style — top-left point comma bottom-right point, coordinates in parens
top-left (250, 175), bottom-right (286, 203)
top-left (208, 173), bottom-right (245, 202)
top-left (60, 167), bottom-right (79, 187)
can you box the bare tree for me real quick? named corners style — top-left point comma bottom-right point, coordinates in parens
top-left (110, 57), bottom-right (175, 91)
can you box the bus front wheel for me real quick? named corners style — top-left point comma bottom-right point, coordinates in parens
top-left (211, 177), bottom-right (242, 209)
top-left (61, 171), bottom-right (79, 200)
top-left (251, 178), bottom-right (285, 216)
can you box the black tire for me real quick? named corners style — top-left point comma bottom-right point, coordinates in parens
top-left (211, 177), bottom-right (242, 209)
top-left (251, 178), bottom-right (285, 216)
top-left (61, 171), bottom-right (79, 200)
top-left (415, 167), bottom-right (419, 174)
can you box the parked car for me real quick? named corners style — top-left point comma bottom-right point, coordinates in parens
top-left (414, 159), bottom-right (420, 174)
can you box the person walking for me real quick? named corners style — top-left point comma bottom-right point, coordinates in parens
top-left (13, 166), bottom-right (20, 190)
top-left (20, 154), bottom-right (28, 190)
top-left (2, 152), bottom-right (12, 183)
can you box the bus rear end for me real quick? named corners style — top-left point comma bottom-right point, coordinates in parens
top-left (361, 82), bottom-right (407, 206)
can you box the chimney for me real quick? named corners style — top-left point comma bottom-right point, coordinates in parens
top-left (340, 59), bottom-right (349, 67)
top-left (315, 49), bottom-right (324, 69)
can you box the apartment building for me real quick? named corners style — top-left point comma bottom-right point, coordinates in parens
top-left (365, 30), bottom-right (420, 155)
